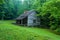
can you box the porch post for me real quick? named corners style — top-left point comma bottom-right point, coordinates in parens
top-left (21, 20), bottom-right (23, 25)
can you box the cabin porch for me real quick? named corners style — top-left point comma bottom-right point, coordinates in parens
top-left (16, 17), bottom-right (27, 26)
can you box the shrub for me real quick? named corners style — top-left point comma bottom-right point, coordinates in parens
top-left (37, 0), bottom-right (60, 34)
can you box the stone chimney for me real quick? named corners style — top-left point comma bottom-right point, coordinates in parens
top-left (24, 10), bottom-right (28, 14)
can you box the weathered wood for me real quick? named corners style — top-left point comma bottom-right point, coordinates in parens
top-left (16, 10), bottom-right (40, 26)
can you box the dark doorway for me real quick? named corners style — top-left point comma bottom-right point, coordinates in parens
top-left (22, 17), bottom-right (27, 26)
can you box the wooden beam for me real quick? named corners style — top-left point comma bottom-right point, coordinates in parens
top-left (21, 20), bottom-right (23, 25)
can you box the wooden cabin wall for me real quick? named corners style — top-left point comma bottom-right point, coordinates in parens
top-left (27, 11), bottom-right (37, 26)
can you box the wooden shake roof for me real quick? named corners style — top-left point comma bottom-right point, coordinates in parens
top-left (16, 10), bottom-right (35, 20)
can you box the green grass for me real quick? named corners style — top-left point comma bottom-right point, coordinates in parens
top-left (0, 20), bottom-right (60, 40)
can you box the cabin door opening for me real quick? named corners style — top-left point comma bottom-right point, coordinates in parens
top-left (22, 17), bottom-right (27, 26)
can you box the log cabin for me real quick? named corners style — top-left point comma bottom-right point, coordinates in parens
top-left (16, 10), bottom-right (40, 26)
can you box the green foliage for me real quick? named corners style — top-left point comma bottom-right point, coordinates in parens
top-left (0, 20), bottom-right (60, 40)
top-left (0, 0), bottom-right (34, 20)
top-left (31, 0), bottom-right (48, 11)
top-left (55, 28), bottom-right (60, 33)
top-left (0, 0), bottom-right (5, 20)
top-left (41, 0), bottom-right (60, 17)
top-left (38, 0), bottom-right (60, 33)
top-left (0, 21), bottom-right (50, 40)
top-left (0, 0), bottom-right (49, 20)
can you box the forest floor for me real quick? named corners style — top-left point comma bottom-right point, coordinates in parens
top-left (0, 20), bottom-right (60, 40)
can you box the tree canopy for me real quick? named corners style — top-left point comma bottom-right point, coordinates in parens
top-left (37, 0), bottom-right (60, 33)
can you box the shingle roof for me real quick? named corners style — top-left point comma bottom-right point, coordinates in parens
top-left (16, 10), bottom-right (36, 20)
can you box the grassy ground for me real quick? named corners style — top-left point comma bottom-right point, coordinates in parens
top-left (0, 20), bottom-right (60, 40)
